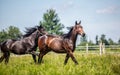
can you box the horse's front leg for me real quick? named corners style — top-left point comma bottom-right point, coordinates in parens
top-left (64, 54), bottom-right (70, 65)
top-left (38, 50), bottom-right (50, 64)
top-left (38, 53), bottom-right (43, 64)
top-left (25, 48), bottom-right (38, 63)
top-left (32, 54), bottom-right (36, 63)
top-left (68, 51), bottom-right (78, 65)
top-left (25, 48), bottom-right (39, 56)
top-left (26, 51), bottom-right (38, 63)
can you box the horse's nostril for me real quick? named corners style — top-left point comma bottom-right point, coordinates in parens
top-left (82, 33), bottom-right (85, 37)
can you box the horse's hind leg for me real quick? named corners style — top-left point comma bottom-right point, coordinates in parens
top-left (0, 54), bottom-right (5, 63)
top-left (4, 52), bottom-right (10, 64)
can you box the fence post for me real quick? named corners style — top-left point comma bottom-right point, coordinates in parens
top-left (86, 43), bottom-right (88, 53)
top-left (99, 42), bottom-right (102, 55)
top-left (102, 43), bottom-right (105, 54)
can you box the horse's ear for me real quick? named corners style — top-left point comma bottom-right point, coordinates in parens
top-left (79, 21), bottom-right (81, 24)
top-left (75, 21), bottom-right (77, 25)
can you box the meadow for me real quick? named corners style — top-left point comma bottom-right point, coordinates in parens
top-left (0, 52), bottom-right (120, 75)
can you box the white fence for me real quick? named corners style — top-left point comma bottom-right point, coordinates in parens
top-left (76, 43), bottom-right (120, 55)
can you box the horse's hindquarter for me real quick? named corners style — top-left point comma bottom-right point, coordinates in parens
top-left (10, 41), bottom-right (26, 54)
top-left (10, 38), bottom-right (34, 54)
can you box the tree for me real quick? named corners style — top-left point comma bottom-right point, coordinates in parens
top-left (7, 26), bottom-right (22, 39)
top-left (108, 38), bottom-right (114, 45)
top-left (118, 38), bottom-right (120, 45)
top-left (0, 29), bottom-right (8, 42)
top-left (95, 35), bottom-right (99, 45)
top-left (40, 9), bottom-right (64, 35)
top-left (100, 34), bottom-right (109, 45)
top-left (88, 40), bottom-right (94, 45)
top-left (79, 35), bottom-right (87, 46)
top-left (79, 35), bottom-right (95, 46)
top-left (0, 26), bottom-right (22, 42)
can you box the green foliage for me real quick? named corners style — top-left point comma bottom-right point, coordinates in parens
top-left (0, 53), bottom-right (120, 75)
top-left (0, 26), bottom-right (22, 42)
top-left (79, 35), bottom-right (94, 46)
top-left (100, 34), bottom-right (109, 45)
top-left (40, 9), bottom-right (64, 35)
top-left (79, 36), bottom-right (87, 46)
top-left (96, 34), bottom-right (118, 45)
top-left (108, 38), bottom-right (115, 45)
top-left (79, 34), bottom-right (120, 46)
top-left (7, 26), bottom-right (22, 39)
top-left (0, 30), bottom-right (8, 42)
top-left (95, 35), bottom-right (99, 45)
top-left (118, 39), bottom-right (120, 45)
top-left (87, 40), bottom-right (95, 46)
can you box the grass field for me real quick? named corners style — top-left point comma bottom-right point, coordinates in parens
top-left (0, 52), bottom-right (120, 75)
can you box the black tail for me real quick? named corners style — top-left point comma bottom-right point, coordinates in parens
top-left (0, 43), bottom-right (1, 53)
top-left (0, 41), bottom-right (7, 63)
top-left (0, 41), bottom-right (7, 53)
top-left (0, 43), bottom-right (2, 63)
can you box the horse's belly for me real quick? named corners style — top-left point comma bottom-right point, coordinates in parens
top-left (11, 49), bottom-right (26, 54)
top-left (49, 42), bottom-right (66, 53)
top-left (53, 49), bottom-right (66, 53)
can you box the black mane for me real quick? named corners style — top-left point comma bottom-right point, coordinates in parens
top-left (23, 26), bottom-right (38, 37)
top-left (63, 27), bottom-right (73, 38)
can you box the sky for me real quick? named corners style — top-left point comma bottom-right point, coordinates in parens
top-left (0, 0), bottom-right (120, 43)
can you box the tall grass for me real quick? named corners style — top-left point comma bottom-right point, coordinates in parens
top-left (0, 52), bottom-right (120, 75)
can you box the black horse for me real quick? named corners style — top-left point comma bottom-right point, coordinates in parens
top-left (0, 25), bottom-right (47, 64)
top-left (37, 21), bottom-right (85, 65)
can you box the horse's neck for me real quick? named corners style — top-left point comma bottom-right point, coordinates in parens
top-left (24, 31), bottom-right (38, 41)
top-left (26, 31), bottom-right (38, 48)
top-left (32, 31), bottom-right (40, 45)
top-left (31, 31), bottom-right (39, 40)
top-left (68, 31), bottom-right (78, 49)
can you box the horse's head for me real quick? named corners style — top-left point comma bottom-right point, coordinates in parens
top-left (36, 25), bottom-right (48, 36)
top-left (74, 21), bottom-right (85, 37)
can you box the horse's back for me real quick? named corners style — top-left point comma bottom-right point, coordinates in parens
top-left (38, 35), bottom-right (66, 53)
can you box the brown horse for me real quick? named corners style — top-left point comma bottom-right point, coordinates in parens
top-left (37, 21), bottom-right (85, 65)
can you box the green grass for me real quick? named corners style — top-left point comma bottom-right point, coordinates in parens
top-left (0, 52), bottom-right (120, 75)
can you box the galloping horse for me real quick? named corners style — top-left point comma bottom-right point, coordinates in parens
top-left (37, 21), bottom-right (85, 65)
top-left (0, 25), bottom-right (47, 64)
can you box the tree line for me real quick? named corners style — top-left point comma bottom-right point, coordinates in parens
top-left (0, 9), bottom-right (120, 45)
top-left (79, 34), bottom-right (120, 46)
top-left (0, 26), bottom-right (22, 42)
top-left (0, 9), bottom-right (64, 42)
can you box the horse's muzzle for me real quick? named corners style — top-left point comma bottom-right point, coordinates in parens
top-left (82, 33), bottom-right (85, 37)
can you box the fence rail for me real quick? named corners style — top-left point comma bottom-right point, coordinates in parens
top-left (76, 43), bottom-right (120, 55)
top-left (0, 43), bottom-right (120, 56)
